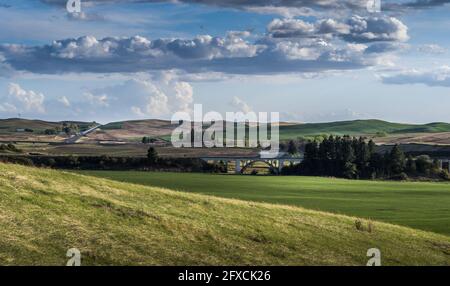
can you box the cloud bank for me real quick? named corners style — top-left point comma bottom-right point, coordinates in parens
top-left (267, 16), bottom-right (409, 43)
top-left (381, 66), bottom-right (450, 87)
top-left (0, 15), bottom-right (407, 77)
top-left (42, 0), bottom-right (450, 10)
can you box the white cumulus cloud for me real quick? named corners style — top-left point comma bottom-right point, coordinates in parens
top-left (0, 83), bottom-right (46, 115)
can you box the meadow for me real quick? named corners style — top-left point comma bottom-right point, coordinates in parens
top-left (79, 171), bottom-right (450, 236)
top-left (1, 163), bottom-right (449, 265)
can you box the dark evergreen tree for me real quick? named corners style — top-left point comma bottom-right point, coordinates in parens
top-left (287, 140), bottom-right (297, 155)
top-left (147, 147), bottom-right (158, 164)
top-left (388, 145), bottom-right (405, 176)
top-left (405, 155), bottom-right (417, 174)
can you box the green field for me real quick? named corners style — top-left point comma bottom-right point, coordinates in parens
top-left (79, 171), bottom-right (450, 236)
top-left (1, 163), bottom-right (450, 265)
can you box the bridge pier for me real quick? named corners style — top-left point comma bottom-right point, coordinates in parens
top-left (438, 159), bottom-right (450, 173)
top-left (278, 159), bottom-right (284, 173)
top-left (235, 160), bottom-right (241, 174)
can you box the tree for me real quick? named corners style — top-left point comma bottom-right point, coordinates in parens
top-left (45, 129), bottom-right (57, 135)
top-left (354, 137), bottom-right (370, 178)
top-left (388, 145), bottom-right (405, 176)
top-left (342, 161), bottom-right (357, 179)
top-left (147, 147), bottom-right (159, 164)
top-left (287, 140), bottom-right (297, 155)
top-left (367, 139), bottom-right (376, 155)
top-left (405, 155), bottom-right (416, 174)
top-left (415, 155), bottom-right (432, 175)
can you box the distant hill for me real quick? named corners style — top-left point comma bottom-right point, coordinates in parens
top-left (0, 118), bottom-right (94, 134)
top-left (101, 119), bottom-right (450, 139)
top-left (2, 118), bottom-right (450, 143)
top-left (278, 120), bottom-right (450, 140)
top-left (1, 163), bottom-right (449, 265)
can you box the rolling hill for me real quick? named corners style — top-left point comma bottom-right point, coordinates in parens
top-left (0, 118), bottom-right (94, 134)
top-left (2, 118), bottom-right (450, 144)
top-left (101, 119), bottom-right (450, 141)
top-left (0, 163), bottom-right (449, 265)
top-left (278, 120), bottom-right (450, 140)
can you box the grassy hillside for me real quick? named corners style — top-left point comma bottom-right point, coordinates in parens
top-left (0, 118), bottom-right (93, 134)
top-left (101, 119), bottom-right (175, 131)
top-left (0, 163), bottom-right (449, 265)
top-left (80, 171), bottom-right (450, 236)
top-left (278, 119), bottom-right (450, 140)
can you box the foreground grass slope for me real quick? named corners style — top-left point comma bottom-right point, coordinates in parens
top-left (80, 171), bottom-right (450, 236)
top-left (1, 163), bottom-right (449, 265)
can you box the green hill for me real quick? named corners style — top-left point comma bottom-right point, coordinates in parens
top-left (0, 118), bottom-right (94, 134)
top-left (0, 163), bottom-right (449, 265)
top-left (279, 120), bottom-right (450, 140)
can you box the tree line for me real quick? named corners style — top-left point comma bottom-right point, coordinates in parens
top-left (0, 147), bottom-right (221, 173)
top-left (282, 136), bottom-right (449, 180)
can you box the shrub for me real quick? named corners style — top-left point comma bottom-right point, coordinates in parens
top-left (367, 221), bottom-right (374, 233)
top-left (355, 219), bottom-right (374, 233)
top-left (439, 170), bottom-right (449, 181)
top-left (44, 129), bottom-right (57, 135)
top-left (390, 172), bottom-right (408, 181)
top-left (0, 143), bottom-right (22, 153)
top-left (355, 219), bottom-right (363, 231)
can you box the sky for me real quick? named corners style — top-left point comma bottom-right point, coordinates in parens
top-left (0, 0), bottom-right (450, 124)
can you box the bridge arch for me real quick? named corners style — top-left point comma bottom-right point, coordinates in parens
top-left (240, 159), bottom-right (277, 174)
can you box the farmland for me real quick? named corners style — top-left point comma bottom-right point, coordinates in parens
top-left (79, 171), bottom-right (450, 236)
top-left (3, 118), bottom-right (450, 145)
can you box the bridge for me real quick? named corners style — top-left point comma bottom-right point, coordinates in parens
top-left (64, 125), bottom-right (101, 144)
top-left (200, 152), bottom-right (303, 174)
top-left (437, 158), bottom-right (450, 172)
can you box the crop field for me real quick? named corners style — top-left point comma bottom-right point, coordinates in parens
top-left (79, 171), bottom-right (450, 236)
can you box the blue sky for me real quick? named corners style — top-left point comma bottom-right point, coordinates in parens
top-left (0, 0), bottom-right (450, 123)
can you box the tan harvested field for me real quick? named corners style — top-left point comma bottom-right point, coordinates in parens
top-left (373, 132), bottom-right (450, 145)
top-left (90, 120), bottom-right (177, 141)
top-left (0, 134), bottom-right (67, 143)
top-left (13, 142), bottom-right (259, 158)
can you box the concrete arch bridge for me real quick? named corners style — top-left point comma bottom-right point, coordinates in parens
top-left (201, 152), bottom-right (303, 174)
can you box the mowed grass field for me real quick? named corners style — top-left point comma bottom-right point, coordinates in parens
top-left (1, 163), bottom-right (450, 265)
top-left (79, 171), bottom-right (450, 236)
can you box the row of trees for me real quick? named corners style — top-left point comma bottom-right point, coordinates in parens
top-left (0, 143), bottom-right (22, 153)
top-left (44, 122), bottom-right (80, 135)
top-left (282, 136), bottom-right (449, 180)
top-left (142, 137), bottom-right (158, 144)
top-left (44, 122), bottom-right (98, 136)
top-left (0, 147), bottom-right (218, 172)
